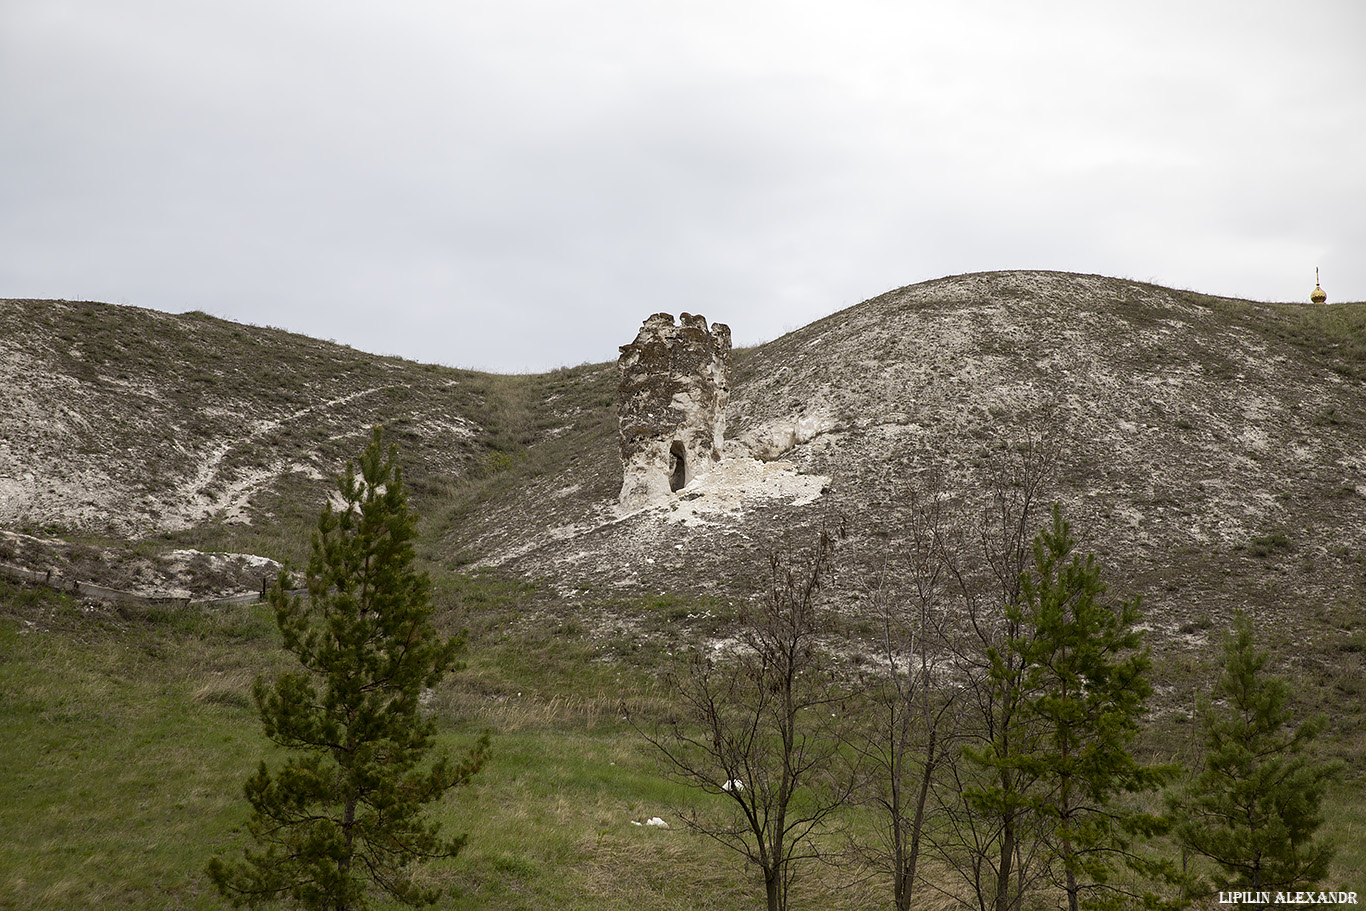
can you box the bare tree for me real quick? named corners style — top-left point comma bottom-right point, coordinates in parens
top-left (850, 425), bottom-right (1058, 911)
top-left (844, 478), bottom-right (961, 911)
top-left (840, 423), bottom-right (1060, 911)
top-left (631, 528), bottom-right (855, 911)
top-left (934, 424), bottom-right (1170, 911)
top-left (946, 427), bottom-right (1059, 911)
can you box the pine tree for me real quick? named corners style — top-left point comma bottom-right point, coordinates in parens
top-left (208, 428), bottom-right (487, 911)
top-left (1171, 613), bottom-right (1340, 902)
top-left (966, 505), bottom-right (1170, 911)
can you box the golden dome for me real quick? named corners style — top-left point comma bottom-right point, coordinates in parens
top-left (1311, 267), bottom-right (1327, 304)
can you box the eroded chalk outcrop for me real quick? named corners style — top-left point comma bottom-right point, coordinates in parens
top-left (616, 313), bottom-right (731, 508)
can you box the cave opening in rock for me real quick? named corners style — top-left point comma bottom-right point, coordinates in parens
top-left (669, 441), bottom-right (687, 492)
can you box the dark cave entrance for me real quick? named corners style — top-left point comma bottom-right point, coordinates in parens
top-left (669, 440), bottom-right (687, 492)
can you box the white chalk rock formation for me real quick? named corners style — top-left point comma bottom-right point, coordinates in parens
top-left (616, 313), bottom-right (731, 509)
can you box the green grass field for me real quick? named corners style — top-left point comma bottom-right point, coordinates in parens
top-left (0, 579), bottom-right (815, 911)
top-left (2, 576), bottom-right (1362, 910)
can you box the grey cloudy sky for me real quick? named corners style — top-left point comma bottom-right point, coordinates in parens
top-left (3, 1), bottom-right (1362, 372)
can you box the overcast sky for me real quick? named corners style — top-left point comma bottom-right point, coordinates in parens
top-left (3, 1), bottom-right (1362, 372)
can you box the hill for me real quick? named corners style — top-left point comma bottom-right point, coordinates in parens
top-left (0, 296), bottom-right (611, 595)
top-left (429, 272), bottom-right (1366, 708)
top-left (4, 271), bottom-right (1366, 626)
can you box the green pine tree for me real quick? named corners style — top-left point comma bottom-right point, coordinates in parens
top-left (208, 427), bottom-right (487, 911)
top-left (1171, 613), bottom-right (1340, 903)
top-left (967, 505), bottom-right (1171, 911)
